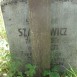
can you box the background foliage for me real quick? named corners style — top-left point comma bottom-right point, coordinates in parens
top-left (0, 6), bottom-right (10, 77)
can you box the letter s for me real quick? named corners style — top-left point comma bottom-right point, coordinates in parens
top-left (18, 28), bottom-right (22, 36)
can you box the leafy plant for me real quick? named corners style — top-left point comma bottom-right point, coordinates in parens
top-left (43, 66), bottom-right (60, 77)
top-left (65, 64), bottom-right (77, 77)
top-left (43, 70), bottom-right (60, 77)
top-left (6, 60), bottom-right (21, 77)
top-left (0, 49), bottom-right (10, 76)
top-left (17, 72), bottom-right (23, 77)
top-left (25, 64), bottom-right (36, 77)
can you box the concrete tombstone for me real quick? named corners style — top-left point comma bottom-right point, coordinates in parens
top-left (50, 0), bottom-right (77, 70)
top-left (1, 0), bottom-right (77, 72)
top-left (1, 0), bottom-right (32, 68)
top-left (1, 0), bottom-right (51, 73)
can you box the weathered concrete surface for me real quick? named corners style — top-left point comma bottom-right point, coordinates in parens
top-left (1, 0), bottom-right (27, 4)
top-left (50, 1), bottom-right (77, 69)
top-left (29, 0), bottom-right (51, 76)
top-left (1, 0), bottom-right (52, 73)
top-left (1, 0), bottom-right (32, 70)
top-left (2, 0), bottom-right (77, 72)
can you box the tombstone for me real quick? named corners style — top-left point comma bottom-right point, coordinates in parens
top-left (1, 0), bottom-right (77, 74)
top-left (1, 0), bottom-right (51, 74)
top-left (1, 0), bottom-right (32, 71)
top-left (50, 0), bottom-right (77, 70)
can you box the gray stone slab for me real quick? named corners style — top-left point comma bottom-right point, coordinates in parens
top-left (1, 0), bottom-right (32, 67)
top-left (1, 0), bottom-right (77, 71)
top-left (50, 1), bottom-right (77, 69)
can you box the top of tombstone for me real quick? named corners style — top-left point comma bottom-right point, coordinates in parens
top-left (1, 0), bottom-right (27, 6)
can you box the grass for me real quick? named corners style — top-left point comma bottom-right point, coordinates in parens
top-left (0, 6), bottom-right (10, 77)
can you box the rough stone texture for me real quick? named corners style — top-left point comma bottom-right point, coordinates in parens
top-left (1, 1), bottom-right (32, 71)
top-left (1, 0), bottom-right (51, 73)
top-left (1, 0), bottom-right (26, 3)
top-left (29, 0), bottom-right (51, 76)
top-left (50, 1), bottom-right (77, 69)
top-left (1, 0), bottom-right (77, 72)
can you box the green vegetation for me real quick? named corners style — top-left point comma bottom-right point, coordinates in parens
top-left (65, 64), bottom-right (77, 77)
top-left (0, 7), bottom-right (6, 39)
top-left (25, 64), bottom-right (36, 77)
top-left (43, 65), bottom-right (77, 77)
top-left (0, 6), bottom-right (9, 77)
top-left (1, 60), bottom-right (36, 77)
top-left (43, 66), bottom-right (60, 77)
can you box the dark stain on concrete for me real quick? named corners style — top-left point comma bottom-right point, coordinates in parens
top-left (1, 0), bottom-right (28, 7)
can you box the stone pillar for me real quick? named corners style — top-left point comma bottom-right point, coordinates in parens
top-left (29, 0), bottom-right (51, 76)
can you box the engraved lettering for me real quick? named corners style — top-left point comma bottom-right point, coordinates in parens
top-left (18, 28), bottom-right (23, 36)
